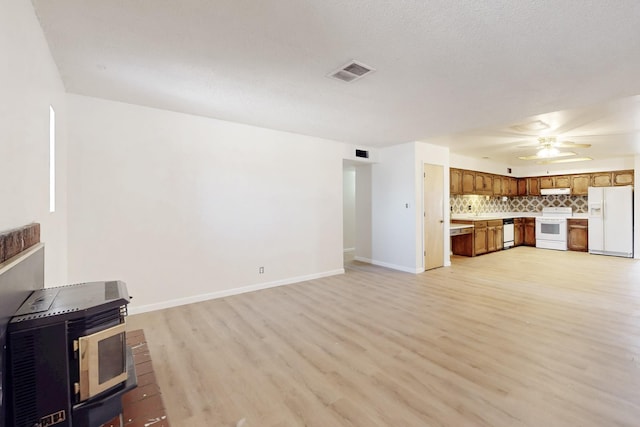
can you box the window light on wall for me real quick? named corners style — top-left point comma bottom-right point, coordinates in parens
top-left (49, 105), bottom-right (55, 213)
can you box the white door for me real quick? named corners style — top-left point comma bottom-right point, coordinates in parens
top-left (424, 164), bottom-right (444, 270)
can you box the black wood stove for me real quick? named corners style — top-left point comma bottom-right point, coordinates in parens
top-left (6, 281), bottom-right (136, 427)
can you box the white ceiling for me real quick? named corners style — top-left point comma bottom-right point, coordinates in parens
top-left (31, 0), bottom-right (640, 162)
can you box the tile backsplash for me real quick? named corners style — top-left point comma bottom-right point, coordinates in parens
top-left (450, 195), bottom-right (588, 214)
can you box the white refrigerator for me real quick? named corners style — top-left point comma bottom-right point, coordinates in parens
top-left (588, 186), bottom-right (633, 258)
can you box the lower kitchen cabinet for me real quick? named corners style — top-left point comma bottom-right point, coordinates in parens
top-left (451, 219), bottom-right (505, 257)
top-left (524, 217), bottom-right (536, 246)
top-left (487, 220), bottom-right (503, 252)
top-left (567, 219), bottom-right (589, 252)
top-left (514, 218), bottom-right (524, 246)
top-left (474, 221), bottom-right (488, 255)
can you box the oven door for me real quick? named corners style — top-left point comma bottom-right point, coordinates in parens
top-left (78, 323), bottom-right (127, 401)
top-left (535, 218), bottom-right (567, 242)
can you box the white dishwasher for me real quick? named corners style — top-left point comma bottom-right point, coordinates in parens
top-left (503, 218), bottom-right (514, 248)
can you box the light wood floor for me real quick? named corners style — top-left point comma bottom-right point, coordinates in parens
top-left (127, 247), bottom-right (640, 427)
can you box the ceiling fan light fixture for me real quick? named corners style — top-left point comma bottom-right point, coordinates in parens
top-left (537, 157), bottom-right (593, 164)
top-left (536, 147), bottom-right (560, 157)
top-left (518, 151), bottom-right (575, 161)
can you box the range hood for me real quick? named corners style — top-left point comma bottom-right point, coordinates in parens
top-left (540, 188), bottom-right (571, 195)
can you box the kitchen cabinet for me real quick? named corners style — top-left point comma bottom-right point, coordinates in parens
top-left (524, 217), bottom-right (536, 246)
top-left (493, 177), bottom-right (503, 196)
top-left (540, 175), bottom-right (570, 189)
top-left (452, 219), bottom-right (505, 256)
top-left (451, 226), bottom-right (474, 256)
top-left (496, 223), bottom-right (504, 249)
top-left (613, 170), bottom-right (634, 186)
top-left (450, 168), bottom-right (462, 195)
top-left (555, 175), bottom-right (571, 188)
top-left (474, 221), bottom-right (488, 255)
top-left (527, 178), bottom-right (540, 196)
top-left (462, 170), bottom-right (475, 194)
top-left (487, 219), bottom-right (503, 252)
top-left (591, 172), bottom-right (612, 187)
top-left (571, 174), bottom-right (590, 196)
top-left (517, 179), bottom-right (527, 196)
top-left (508, 178), bottom-right (518, 196)
top-left (514, 218), bottom-right (524, 246)
top-left (501, 177), bottom-right (517, 196)
top-left (539, 176), bottom-right (553, 189)
top-left (567, 219), bottom-right (588, 252)
top-left (474, 173), bottom-right (493, 195)
top-left (450, 169), bottom-right (633, 198)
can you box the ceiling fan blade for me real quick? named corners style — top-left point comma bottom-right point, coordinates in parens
top-left (537, 157), bottom-right (593, 164)
top-left (554, 142), bottom-right (591, 148)
top-left (517, 151), bottom-right (577, 160)
top-left (516, 143), bottom-right (541, 148)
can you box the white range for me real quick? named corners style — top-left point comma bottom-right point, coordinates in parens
top-left (535, 207), bottom-right (573, 251)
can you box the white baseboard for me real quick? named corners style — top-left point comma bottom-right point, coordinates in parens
top-left (370, 259), bottom-right (423, 274)
top-left (128, 268), bottom-right (345, 315)
top-left (353, 256), bottom-right (372, 263)
top-left (343, 247), bottom-right (355, 253)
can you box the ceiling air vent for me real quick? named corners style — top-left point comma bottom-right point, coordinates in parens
top-left (328, 60), bottom-right (375, 83)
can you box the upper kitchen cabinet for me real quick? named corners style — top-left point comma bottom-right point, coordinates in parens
top-left (555, 175), bottom-right (571, 188)
top-left (493, 177), bottom-right (502, 196)
top-left (517, 178), bottom-right (527, 196)
top-left (449, 168), bottom-right (632, 197)
top-left (591, 172), bottom-right (613, 187)
top-left (462, 170), bottom-right (475, 194)
top-left (474, 173), bottom-right (493, 195)
top-left (539, 176), bottom-right (553, 189)
top-left (570, 175), bottom-right (590, 195)
top-left (613, 170), bottom-right (634, 186)
top-left (507, 177), bottom-right (518, 196)
top-left (527, 177), bottom-right (540, 196)
top-left (540, 175), bottom-right (570, 189)
top-left (450, 168), bottom-right (462, 195)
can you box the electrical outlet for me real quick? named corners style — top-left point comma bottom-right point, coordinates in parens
top-left (259, 266), bottom-right (264, 274)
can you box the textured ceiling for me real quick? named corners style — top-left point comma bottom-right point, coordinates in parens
top-left (31, 0), bottom-right (640, 162)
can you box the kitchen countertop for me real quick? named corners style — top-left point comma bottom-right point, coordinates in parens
top-left (451, 212), bottom-right (589, 221)
top-left (450, 224), bottom-right (475, 230)
top-left (451, 212), bottom-right (539, 220)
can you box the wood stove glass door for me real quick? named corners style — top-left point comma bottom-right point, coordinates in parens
top-left (78, 323), bottom-right (127, 401)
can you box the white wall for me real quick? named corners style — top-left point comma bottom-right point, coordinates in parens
top-left (635, 155), bottom-right (640, 259)
top-left (450, 153), bottom-right (514, 176)
top-left (355, 164), bottom-right (372, 262)
top-left (370, 141), bottom-right (451, 273)
top-left (371, 142), bottom-right (419, 273)
top-left (342, 168), bottom-right (356, 251)
top-left (0, 1), bottom-right (68, 285)
top-left (415, 142), bottom-right (451, 268)
top-left (66, 95), bottom-right (345, 312)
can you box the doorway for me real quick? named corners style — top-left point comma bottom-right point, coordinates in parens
top-left (424, 163), bottom-right (444, 270)
top-left (342, 161), bottom-right (372, 267)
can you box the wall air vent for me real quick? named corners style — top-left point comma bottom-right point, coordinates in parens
top-left (328, 60), bottom-right (375, 83)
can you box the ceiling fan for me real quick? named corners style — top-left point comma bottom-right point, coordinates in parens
top-left (517, 136), bottom-right (592, 162)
